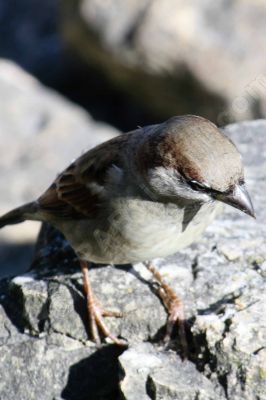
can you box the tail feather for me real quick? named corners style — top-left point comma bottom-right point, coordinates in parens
top-left (0, 202), bottom-right (39, 229)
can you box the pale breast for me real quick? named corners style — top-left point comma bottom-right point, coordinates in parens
top-left (65, 198), bottom-right (221, 265)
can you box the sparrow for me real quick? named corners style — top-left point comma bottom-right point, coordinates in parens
top-left (0, 115), bottom-right (255, 351)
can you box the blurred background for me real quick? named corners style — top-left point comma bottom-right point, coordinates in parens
top-left (0, 0), bottom-right (265, 278)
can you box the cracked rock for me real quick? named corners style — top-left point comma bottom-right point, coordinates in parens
top-left (119, 343), bottom-right (226, 400)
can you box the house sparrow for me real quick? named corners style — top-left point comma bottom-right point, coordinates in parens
top-left (0, 115), bottom-right (255, 350)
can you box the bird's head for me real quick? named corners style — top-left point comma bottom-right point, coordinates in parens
top-left (137, 115), bottom-right (255, 217)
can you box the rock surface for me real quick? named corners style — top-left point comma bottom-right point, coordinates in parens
top-left (0, 120), bottom-right (265, 399)
top-left (61, 0), bottom-right (266, 123)
top-left (119, 343), bottom-right (226, 400)
top-left (0, 59), bottom-right (119, 277)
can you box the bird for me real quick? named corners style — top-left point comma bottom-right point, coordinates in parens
top-left (0, 115), bottom-right (255, 352)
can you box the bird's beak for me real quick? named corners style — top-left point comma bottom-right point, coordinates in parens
top-left (214, 184), bottom-right (255, 218)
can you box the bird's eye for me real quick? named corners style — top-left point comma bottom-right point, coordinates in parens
top-left (188, 180), bottom-right (209, 192)
top-left (238, 178), bottom-right (245, 186)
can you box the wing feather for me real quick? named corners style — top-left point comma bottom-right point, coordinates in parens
top-left (38, 134), bottom-right (130, 219)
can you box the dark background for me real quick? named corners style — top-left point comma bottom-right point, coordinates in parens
top-left (0, 0), bottom-right (155, 131)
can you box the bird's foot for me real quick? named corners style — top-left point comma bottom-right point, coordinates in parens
top-left (80, 260), bottom-right (127, 346)
top-left (86, 296), bottom-right (126, 346)
top-left (146, 262), bottom-right (188, 357)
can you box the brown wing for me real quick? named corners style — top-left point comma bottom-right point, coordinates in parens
top-left (38, 134), bottom-right (130, 219)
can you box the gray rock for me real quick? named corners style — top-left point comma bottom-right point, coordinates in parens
top-left (0, 59), bottom-right (119, 278)
top-left (0, 328), bottom-right (95, 400)
top-left (0, 120), bottom-right (266, 399)
top-left (61, 0), bottom-right (266, 122)
top-left (119, 343), bottom-right (225, 400)
top-left (0, 59), bottom-right (119, 213)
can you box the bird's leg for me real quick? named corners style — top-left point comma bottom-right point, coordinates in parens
top-left (80, 260), bottom-right (126, 346)
top-left (145, 262), bottom-right (188, 355)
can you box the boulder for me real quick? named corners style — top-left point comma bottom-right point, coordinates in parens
top-left (0, 120), bottom-right (265, 399)
top-left (61, 0), bottom-right (266, 123)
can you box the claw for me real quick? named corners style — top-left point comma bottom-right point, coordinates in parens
top-left (80, 260), bottom-right (127, 346)
top-left (145, 262), bottom-right (188, 358)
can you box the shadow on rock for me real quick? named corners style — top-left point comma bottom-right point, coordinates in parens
top-left (61, 344), bottom-right (125, 400)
